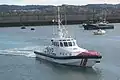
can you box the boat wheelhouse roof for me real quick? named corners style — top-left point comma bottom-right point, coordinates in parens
top-left (51, 38), bottom-right (77, 47)
top-left (51, 38), bottom-right (75, 42)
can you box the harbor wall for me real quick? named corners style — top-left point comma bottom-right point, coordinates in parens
top-left (0, 15), bottom-right (120, 27)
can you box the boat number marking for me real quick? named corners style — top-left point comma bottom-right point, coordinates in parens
top-left (46, 47), bottom-right (56, 56)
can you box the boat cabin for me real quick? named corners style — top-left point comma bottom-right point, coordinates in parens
top-left (51, 38), bottom-right (77, 47)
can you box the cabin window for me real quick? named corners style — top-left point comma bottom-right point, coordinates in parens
top-left (67, 39), bottom-right (70, 41)
top-left (68, 42), bottom-right (72, 46)
top-left (53, 53), bottom-right (56, 56)
top-left (64, 42), bottom-right (68, 47)
top-left (60, 42), bottom-right (63, 47)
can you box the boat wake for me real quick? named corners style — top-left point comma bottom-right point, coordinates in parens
top-left (0, 46), bottom-right (45, 57)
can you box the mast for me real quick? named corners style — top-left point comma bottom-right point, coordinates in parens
top-left (64, 6), bottom-right (67, 25)
top-left (53, 6), bottom-right (68, 38)
top-left (57, 6), bottom-right (68, 38)
top-left (57, 7), bottom-right (63, 38)
top-left (57, 7), bottom-right (61, 32)
top-left (104, 9), bottom-right (107, 22)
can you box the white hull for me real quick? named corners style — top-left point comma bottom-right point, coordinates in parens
top-left (93, 30), bottom-right (106, 35)
top-left (35, 53), bottom-right (100, 67)
top-left (93, 32), bottom-right (105, 35)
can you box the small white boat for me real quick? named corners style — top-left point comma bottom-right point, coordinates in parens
top-left (34, 7), bottom-right (102, 68)
top-left (93, 29), bottom-right (106, 35)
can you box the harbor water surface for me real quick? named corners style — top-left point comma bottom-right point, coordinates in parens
top-left (0, 23), bottom-right (120, 80)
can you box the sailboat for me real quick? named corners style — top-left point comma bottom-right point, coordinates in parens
top-left (34, 7), bottom-right (102, 67)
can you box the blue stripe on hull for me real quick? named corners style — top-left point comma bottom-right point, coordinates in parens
top-left (34, 51), bottom-right (102, 60)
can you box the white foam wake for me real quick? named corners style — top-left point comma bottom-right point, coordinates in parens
top-left (0, 46), bottom-right (46, 57)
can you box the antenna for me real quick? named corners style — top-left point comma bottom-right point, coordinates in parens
top-left (52, 6), bottom-right (68, 38)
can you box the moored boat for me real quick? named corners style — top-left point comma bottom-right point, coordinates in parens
top-left (83, 21), bottom-right (114, 30)
top-left (93, 29), bottom-right (106, 35)
top-left (31, 27), bottom-right (35, 30)
top-left (21, 26), bottom-right (26, 29)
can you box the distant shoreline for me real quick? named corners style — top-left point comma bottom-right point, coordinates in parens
top-left (0, 4), bottom-right (120, 27)
top-left (0, 19), bottom-right (119, 27)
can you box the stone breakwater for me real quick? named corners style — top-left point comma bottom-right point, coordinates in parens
top-left (0, 15), bottom-right (119, 27)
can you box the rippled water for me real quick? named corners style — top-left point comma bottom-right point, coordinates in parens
top-left (0, 23), bottom-right (120, 80)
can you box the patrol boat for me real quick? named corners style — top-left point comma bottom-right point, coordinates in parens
top-left (34, 7), bottom-right (102, 67)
